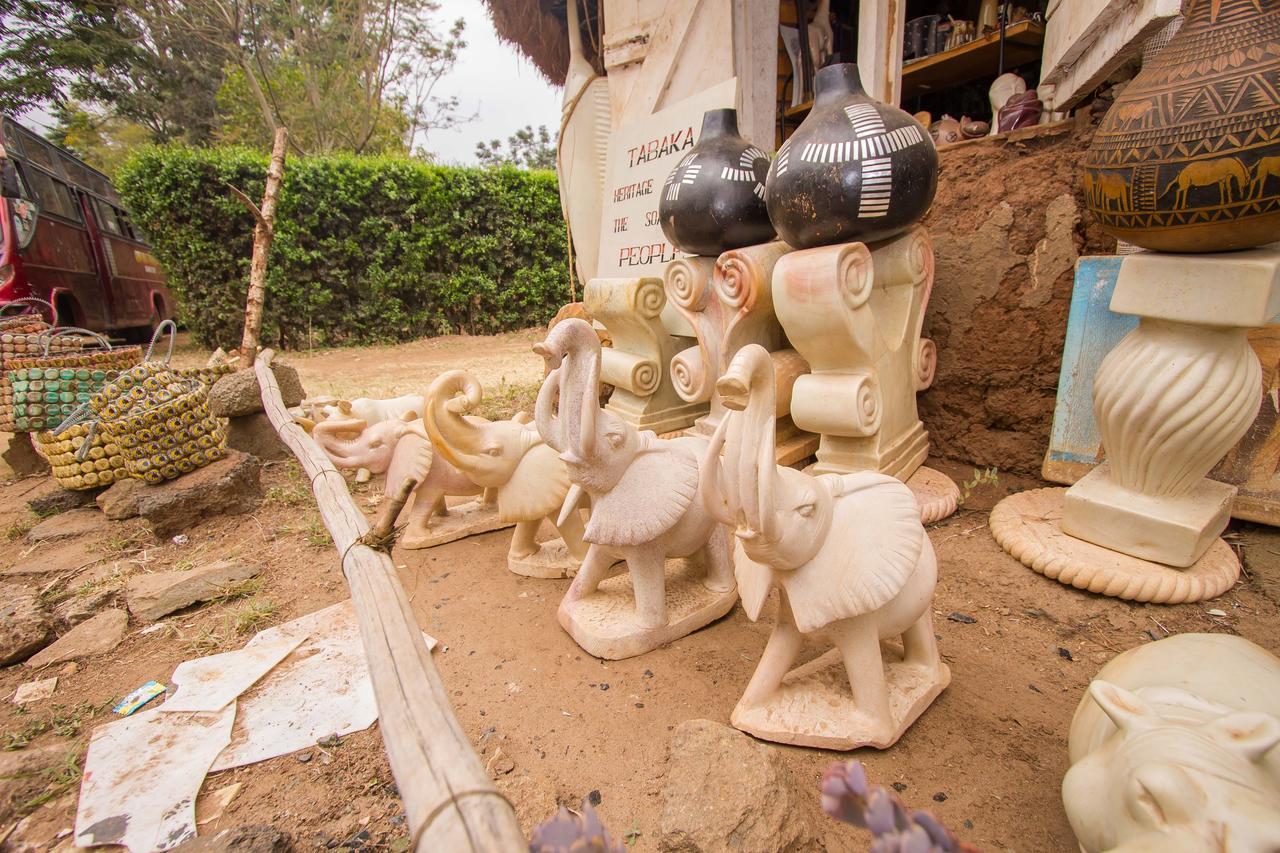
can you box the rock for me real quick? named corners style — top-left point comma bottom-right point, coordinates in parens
top-left (1, 433), bottom-right (49, 477)
top-left (125, 559), bottom-right (261, 621)
top-left (486, 746), bottom-right (515, 777)
top-left (225, 413), bottom-right (291, 461)
top-left (25, 608), bottom-right (128, 667)
top-left (659, 720), bottom-right (818, 853)
top-left (0, 586), bottom-right (53, 665)
top-left (25, 508), bottom-right (107, 543)
top-left (3, 539), bottom-right (101, 576)
top-left (0, 743), bottom-right (77, 823)
top-left (136, 451), bottom-right (263, 537)
top-left (208, 365), bottom-right (305, 418)
top-left (53, 585), bottom-right (121, 629)
top-left (174, 825), bottom-right (293, 853)
top-left (26, 480), bottom-right (99, 518)
top-left (97, 478), bottom-right (148, 520)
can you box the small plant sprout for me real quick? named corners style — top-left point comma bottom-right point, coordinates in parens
top-left (821, 760), bottom-right (979, 852)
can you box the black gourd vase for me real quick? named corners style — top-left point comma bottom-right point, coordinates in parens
top-left (659, 109), bottom-right (776, 256)
top-left (766, 63), bottom-right (938, 249)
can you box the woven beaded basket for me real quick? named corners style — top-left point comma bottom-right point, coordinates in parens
top-left (0, 299), bottom-right (76, 366)
top-left (33, 425), bottom-right (128, 490)
top-left (1, 330), bottom-right (141, 432)
top-left (90, 362), bottom-right (227, 484)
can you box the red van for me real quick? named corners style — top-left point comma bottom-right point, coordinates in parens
top-left (0, 116), bottom-right (174, 340)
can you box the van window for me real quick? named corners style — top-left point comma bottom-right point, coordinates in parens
top-left (93, 198), bottom-right (122, 235)
top-left (23, 168), bottom-right (81, 222)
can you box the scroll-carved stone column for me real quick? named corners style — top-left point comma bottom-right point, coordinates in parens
top-left (990, 247), bottom-right (1280, 604)
top-left (585, 277), bottom-right (705, 435)
top-left (772, 225), bottom-right (956, 521)
top-left (666, 242), bottom-right (818, 465)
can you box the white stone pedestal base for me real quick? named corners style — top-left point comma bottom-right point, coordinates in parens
top-left (991, 488), bottom-right (1239, 604)
top-left (396, 500), bottom-right (513, 550)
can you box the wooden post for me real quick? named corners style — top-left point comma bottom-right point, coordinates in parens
top-left (254, 349), bottom-right (526, 852)
top-left (239, 127), bottom-right (289, 367)
top-left (857, 0), bottom-right (905, 105)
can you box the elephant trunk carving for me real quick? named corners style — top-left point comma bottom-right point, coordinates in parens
top-left (535, 319), bottom-right (600, 465)
top-left (425, 370), bottom-right (488, 480)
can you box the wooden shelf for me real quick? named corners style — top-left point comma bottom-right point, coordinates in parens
top-left (781, 20), bottom-right (1045, 125)
top-left (902, 21), bottom-right (1045, 100)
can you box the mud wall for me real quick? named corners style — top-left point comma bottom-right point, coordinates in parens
top-left (919, 119), bottom-right (1115, 477)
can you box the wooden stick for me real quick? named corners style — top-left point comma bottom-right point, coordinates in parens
top-left (240, 127), bottom-right (289, 367)
top-left (254, 349), bottom-right (526, 852)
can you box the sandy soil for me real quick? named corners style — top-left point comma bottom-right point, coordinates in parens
top-left (1, 332), bottom-right (1278, 852)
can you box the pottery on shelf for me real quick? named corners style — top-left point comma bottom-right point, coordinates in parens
top-left (1083, 0), bottom-right (1280, 252)
top-left (997, 90), bottom-right (1043, 132)
top-left (659, 109), bottom-right (775, 257)
top-left (766, 63), bottom-right (938, 249)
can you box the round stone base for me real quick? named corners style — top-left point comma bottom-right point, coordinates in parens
top-left (989, 488), bottom-right (1239, 604)
top-left (907, 467), bottom-right (960, 525)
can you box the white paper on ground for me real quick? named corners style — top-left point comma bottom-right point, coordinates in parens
top-left (12, 676), bottom-right (57, 704)
top-left (75, 704), bottom-right (235, 852)
top-left (161, 634), bottom-right (306, 713)
top-left (209, 600), bottom-right (435, 771)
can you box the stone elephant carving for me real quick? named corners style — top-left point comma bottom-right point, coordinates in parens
top-left (424, 370), bottom-right (588, 578)
top-left (701, 344), bottom-right (949, 749)
top-left (1064, 633), bottom-right (1280, 853)
top-left (534, 318), bottom-right (735, 659)
top-left (310, 410), bottom-right (494, 549)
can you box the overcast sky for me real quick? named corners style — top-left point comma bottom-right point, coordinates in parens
top-left (425, 0), bottom-right (564, 164)
top-left (21, 0), bottom-right (563, 165)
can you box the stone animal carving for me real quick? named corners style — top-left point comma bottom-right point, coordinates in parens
top-left (311, 410), bottom-right (490, 549)
top-left (702, 345), bottom-right (949, 749)
top-left (424, 370), bottom-right (588, 578)
top-left (534, 319), bottom-right (735, 660)
top-left (1065, 633), bottom-right (1280, 853)
top-left (1163, 157), bottom-right (1250, 208)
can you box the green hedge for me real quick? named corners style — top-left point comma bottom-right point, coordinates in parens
top-left (116, 146), bottom-right (570, 349)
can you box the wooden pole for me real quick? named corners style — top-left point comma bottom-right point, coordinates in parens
top-left (254, 349), bottom-right (526, 852)
top-left (239, 127), bottom-right (290, 367)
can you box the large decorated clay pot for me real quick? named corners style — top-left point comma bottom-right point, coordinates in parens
top-left (659, 109), bottom-right (775, 256)
top-left (1083, 0), bottom-right (1280, 253)
top-left (765, 63), bottom-right (938, 249)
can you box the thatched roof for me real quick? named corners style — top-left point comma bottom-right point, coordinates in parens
top-left (481, 0), bottom-right (601, 86)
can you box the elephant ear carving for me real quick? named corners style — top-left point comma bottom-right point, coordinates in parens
top-left (496, 441), bottom-right (570, 523)
top-left (585, 442), bottom-right (699, 547)
top-left (784, 472), bottom-right (924, 635)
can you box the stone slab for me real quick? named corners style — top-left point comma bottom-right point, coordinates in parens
top-left (137, 450), bottom-right (263, 537)
top-left (126, 559), bottom-right (262, 621)
top-left (1063, 464), bottom-right (1235, 567)
top-left (26, 508), bottom-right (107, 543)
top-left (97, 478), bottom-right (147, 520)
top-left (396, 500), bottom-right (513, 550)
top-left (208, 364), bottom-right (305, 418)
top-left (26, 608), bottom-right (128, 667)
top-left (1112, 245), bottom-right (1280, 326)
top-left (225, 412), bottom-right (291, 461)
top-left (0, 586), bottom-right (53, 665)
top-left (991, 488), bottom-right (1240, 604)
top-left (3, 539), bottom-right (101, 575)
top-left (26, 480), bottom-right (100, 517)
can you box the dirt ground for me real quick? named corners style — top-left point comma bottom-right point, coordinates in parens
top-left (1, 331), bottom-right (1278, 852)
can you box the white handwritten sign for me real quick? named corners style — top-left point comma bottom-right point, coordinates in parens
top-left (596, 78), bottom-right (739, 280)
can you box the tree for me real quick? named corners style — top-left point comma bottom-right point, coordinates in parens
top-left (475, 124), bottom-right (557, 170)
top-left (47, 102), bottom-right (153, 176)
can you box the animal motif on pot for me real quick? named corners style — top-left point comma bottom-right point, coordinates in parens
top-left (1065, 633), bottom-right (1280, 852)
top-left (659, 109), bottom-right (776, 257)
top-left (766, 62), bottom-right (938, 249)
top-left (424, 370), bottom-right (588, 578)
top-left (701, 345), bottom-right (949, 749)
top-left (1083, 0), bottom-right (1280, 252)
top-left (310, 409), bottom-right (492, 549)
top-left (533, 319), bottom-right (736, 660)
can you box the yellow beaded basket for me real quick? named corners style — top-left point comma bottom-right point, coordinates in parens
top-left (34, 425), bottom-right (128, 491)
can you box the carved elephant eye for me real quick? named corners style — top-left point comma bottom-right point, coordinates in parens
top-left (485, 447), bottom-right (502, 457)
top-left (606, 432), bottom-right (625, 449)
top-left (796, 502), bottom-right (816, 519)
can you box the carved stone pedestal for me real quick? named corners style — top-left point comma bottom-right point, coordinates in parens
top-left (586, 277), bottom-right (705, 435)
top-left (397, 497), bottom-right (513, 550)
top-left (773, 225), bottom-right (958, 521)
top-left (993, 247), bottom-right (1280, 601)
top-left (665, 244), bottom-right (818, 465)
